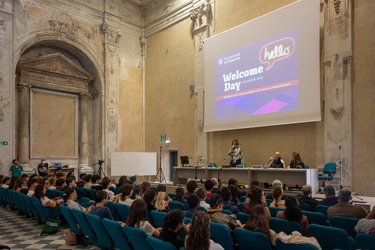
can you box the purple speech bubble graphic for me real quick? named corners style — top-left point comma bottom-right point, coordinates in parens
top-left (259, 37), bottom-right (296, 71)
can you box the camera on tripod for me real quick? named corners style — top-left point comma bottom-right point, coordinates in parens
top-left (98, 159), bottom-right (104, 165)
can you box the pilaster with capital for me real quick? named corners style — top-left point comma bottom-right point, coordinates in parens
top-left (79, 93), bottom-right (91, 168)
top-left (191, 1), bottom-right (214, 166)
top-left (323, 0), bottom-right (353, 189)
top-left (17, 84), bottom-right (30, 166)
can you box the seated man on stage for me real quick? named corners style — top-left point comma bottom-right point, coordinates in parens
top-left (268, 152), bottom-right (285, 168)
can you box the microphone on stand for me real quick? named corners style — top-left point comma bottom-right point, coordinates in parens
top-left (264, 157), bottom-right (273, 168)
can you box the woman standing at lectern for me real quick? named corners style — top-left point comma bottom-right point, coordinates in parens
top-left (228, 139), bottom-right (243, 168)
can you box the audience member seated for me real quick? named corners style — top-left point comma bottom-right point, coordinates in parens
top-left (320, 185), bottom-right (338, 206)
top-left (46, 177), bottom-right (56, 190)
top-left (265, 179), bottom-right (285, 200)
top-left (228, 178), bottom-right (246, 197)
top-left (55, 178), bottom-right (66, 191)
top-left (65, 177), bottom-right (76, 189)
top-left (77, 173), bottom-right (86, 188)
top-left (209, 195), bottom-right (240, 232)
top-left (355, 205), bottom-right (375, 234)
top-left (90, 191), bottom-right (113, 220)
top-left (289, 152), bottom-right (305, 168)
top-left (56, 172), bottom-right (65, 179)
top-left (91, 175), bottom-right (103, 191)
top-left (221, 187), bottom-right (240, 214)
top-left (228, 184), bottom-right (240, 205)
top-left (327, 188), bottom-right (368, 219)
top-left (116, 175), bottom-right (127, 188)
top-left (101, 178), bottom-right (114, 199)
top-left (26, 179), bottom-right (38, 197)
top-left (126, 199), bottom-right (160, 237)
top-left (185, 180), bottom-right (198, 196)
top-left (185, 210), bottom-right (223, 250)
top-left (138, 181), bottom-right (151, 198)
top-left (155, 191), bottom-right (170, 212)
top-left (197, 188), bottom-right (210, 210)
top-left (83, 174), bottom-right (93, 189)
top-left (244, 204), bottom-right (277, 246)
top-left (173, 187), bottom-right (187, 206)
top-left (276, 196), bottom-right (308, 235)
top-left (109, 177), bottom-right (116, 188)
top-left (129, 176), bottom-right (140, 195)
top-left (119, 183), bottom-right (134, 206)
top-left (205, 180), bottom-right (215, 198)
top-left (160, 209), bottom-right (189, 249)
top-left (183, 195), bottom-right (200, 218)
top-left (269, 186), bottom-right (285, 209)
top-left (34, 184), bottom-right (57, 208)
top-left (1, 177), bottom-right (10, 189)
top-left (211, 178), bottom-right (221, 195)
top-left (295, 185), bottom-right (319, 211)
top-left (8, 177), bottom-right (18, 190)
top-left (144, 189), bottom-right (156, 212)
top-left (156, 183), bottom-right (167, 195)
top-left (16, 176), bottom-right (29, 195)
top-left (244, 187), bottom-right (270, 218)
top-left (64, 188), bottom-right (87, 212)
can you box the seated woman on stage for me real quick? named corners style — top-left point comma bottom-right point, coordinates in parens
top-left (244, 187), bottom-right (270, 218)
top-left (209, 195), bottom-right (239, 231)
top-left (276, 196), bottom-right (309, 235)
top-left (34, 184), bottom-right (57, 208)
top-left (185, 210), bottom-right (224, 250)
top-left (289, 152), bottom-right (305, 168)
top-left (126, 199), bottom-right (160, 237)
top-left (269, 186), bottom-right (286, 209)
top-left (244, 205), bottom-right (277, 246)
top-left (155, 191), bottom-right (170, 212)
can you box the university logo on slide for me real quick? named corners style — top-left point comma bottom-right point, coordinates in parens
top-left (215, 29), bottom-right (299, 119)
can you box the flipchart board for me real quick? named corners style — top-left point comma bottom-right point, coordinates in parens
top-left (110, 152), bottom-right (157, 176)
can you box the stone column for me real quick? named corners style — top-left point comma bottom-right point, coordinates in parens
top-left (323, 0), bottom-right (353, 189)
top-left (79, 93), bottom-right (91, 168)
top-left (17, 84), bottom-right (30, 166)
top-left (190, 2), bottom-right (214, 166)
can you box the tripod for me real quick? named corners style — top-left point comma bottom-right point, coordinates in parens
top-left (153, 146), bottom-right (166, 183)
top-left (94, 160), bottom-right (105, 177)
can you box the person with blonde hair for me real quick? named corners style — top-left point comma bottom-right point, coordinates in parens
top-left (155, 191), bottom-right (170, 212)
top-left (269, 186), bottom-right (285, 208)
top-left (45, 177), bottom-right (56, 190)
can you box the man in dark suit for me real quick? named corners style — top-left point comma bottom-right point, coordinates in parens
top-left (320, 185), bottom-right (338, 206)
top-left (295, 185), bottom-right (319, 211)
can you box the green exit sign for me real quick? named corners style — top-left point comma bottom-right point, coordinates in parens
top-left (0, 141), bottom-right (8, 145)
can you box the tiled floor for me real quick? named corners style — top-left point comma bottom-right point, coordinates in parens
top-left (0, 206), bottom-right (101, 250)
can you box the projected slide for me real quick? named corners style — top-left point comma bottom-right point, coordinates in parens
top-left (215, 29), bottom-right (298, 120)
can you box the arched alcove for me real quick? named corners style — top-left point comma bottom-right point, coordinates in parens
top-left (15, 40), bottom-right (104, 174)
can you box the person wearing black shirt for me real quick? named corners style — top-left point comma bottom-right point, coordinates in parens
top-left (269, 152), bottom-right (285, 168)
top-left (160, 210), bottom-right (189, 249)
top-left (295, 185), bottom-right (319, 211)
top-left (289, 152), bottom-right (305, 168)
top-left (320, 185), bottom-right (338, 206)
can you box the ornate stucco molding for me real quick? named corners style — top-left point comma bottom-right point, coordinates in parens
top-left (102, 22), bottom-right (121, 47)
top-left (190, 2), bottom-right (213, 52)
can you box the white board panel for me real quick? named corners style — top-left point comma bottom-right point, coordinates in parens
top-left (111, 152), bottom-right (157, 176)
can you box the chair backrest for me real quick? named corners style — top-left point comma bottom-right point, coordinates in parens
top-left (80, 188), bottom-right (92, 198)
top-left (222, 209), bottom-right (233, 215)
top-left (276, 238), bottom-right (319, 250)
top-left (238, 202), bottom-right (245, 212)
top-left (146, 235), bottom-right (177, 250)
top-left (240, 196), bottom-right (247, 203)
top-left (71, 208), bottom-right (99, 244)
top-left (331, 216), bottom-right (360, 238)
top-left (86, 213), bottom-right (115, 248)
top-left (106, 200), bottom-right (122, 221)
top-left (268, 206), bottom-right (285, 217)
top-left (60, 205), bottom-right (83, 235)
top-left (210, 222), bottom-right (234, 250)
top-left (88, 189), bottom-right (97, 200)
top-left (167, 193), bottom-right (176, 199)
top-left (309, 223), bottom-right (351, 250)
top-left (168, 200), bottom-right (187, 211)
top-left (355, 233), bottom-right (375, 250)
top-left (323, 162), bottom-right (336, 175)
top-left (234, 227), bottom-right (272, 250)
top-left (123, 225), bottom-right (153, 250)
top-left (199, 206), bottom-right (207, 212)
top-left (269, 217), bottom-right (303, 235)
top-left (115, 203), bottom-right (131, 222)
top-left (102, 218), bottom-right (132, 250)
top-left (237, 212), bottom-right (250, 224)
top-left (108, 186), bottom-right (116, 193)
top-left (30, 196), bottom-right (48, 218)
top-left (150, 210), bottom-right (167, 228)
top-left (46, 189), bottom-right (54, 198)
top-left (302, 211), bottom-right (330, 226)
top-left (73, 187), bottom-right (85, 197)
top-left (315, 205), bottom-right (329, 219)
top-left (299, 203), bottom-right (312, 211)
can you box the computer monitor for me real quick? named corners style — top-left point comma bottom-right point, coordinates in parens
top-left (180, 156), bottom-right (189, 167)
